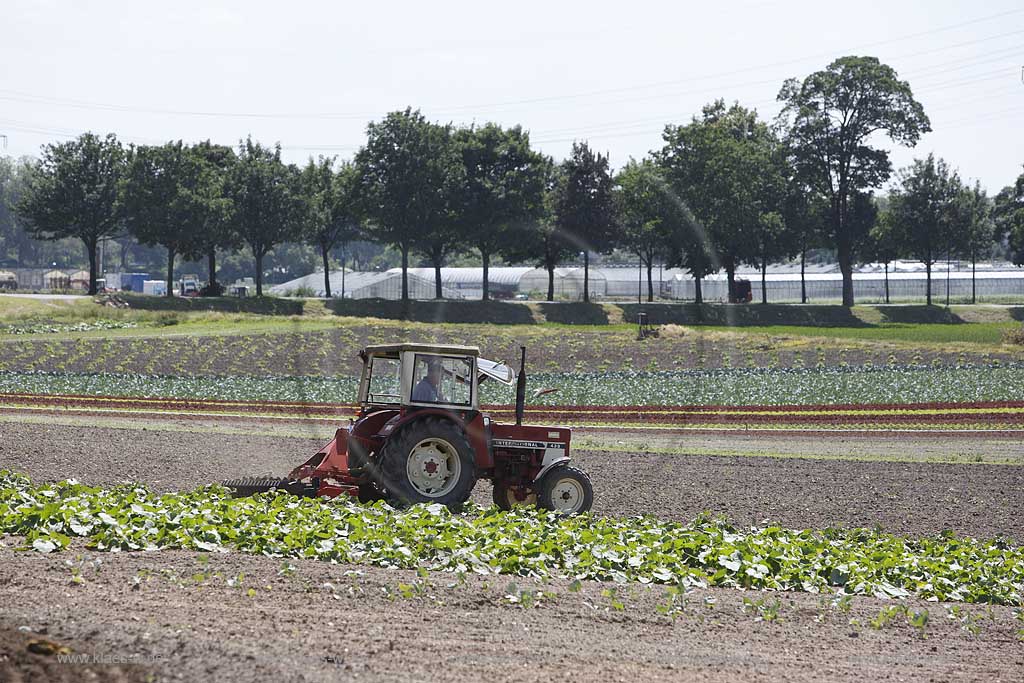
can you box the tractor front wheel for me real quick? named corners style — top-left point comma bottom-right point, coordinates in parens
top-left (379, 417), bottom-right (476, 506)
top-left (536, 466), bottom-right (593, 515)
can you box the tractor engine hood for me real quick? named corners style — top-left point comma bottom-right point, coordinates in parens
top-left (477, 357), bottom-right (515, 386)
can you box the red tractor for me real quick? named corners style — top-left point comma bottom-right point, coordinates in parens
top-left (225, 344), bottom-right (593, 514)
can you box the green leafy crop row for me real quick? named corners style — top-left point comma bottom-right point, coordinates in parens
top-left (2, 364), bottom-right (1023, 406)
top-left (2, 471), bottom-right (1020, 605)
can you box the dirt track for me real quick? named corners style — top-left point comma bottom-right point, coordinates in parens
top-left (2, 419), bottom-right (1024, 682)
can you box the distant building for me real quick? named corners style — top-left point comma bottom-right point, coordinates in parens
top-left (269, 270), bottom-right (462, 300)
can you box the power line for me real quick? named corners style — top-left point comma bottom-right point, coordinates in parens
top-left (0, 13), bottom-right (1022, 121)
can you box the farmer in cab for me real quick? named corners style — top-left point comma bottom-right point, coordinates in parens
top-left (413, 358), bottom-right (445, 403)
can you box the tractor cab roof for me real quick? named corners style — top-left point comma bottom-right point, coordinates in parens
top-left (360, 343), bottom-right (514, 386)
top-left (362, 343), bottom-right (480, 358)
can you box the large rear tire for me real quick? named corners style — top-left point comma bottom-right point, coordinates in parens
top-left (378, 417), bottom-right (476, 506)
top-left (536, 466), bottom-right (593, 515)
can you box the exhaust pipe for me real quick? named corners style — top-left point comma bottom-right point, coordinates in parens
top-left (515, 345), bottom-right (526, 425)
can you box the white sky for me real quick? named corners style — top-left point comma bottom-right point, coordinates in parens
top-left (2, 0), bottom-right (1023, 193)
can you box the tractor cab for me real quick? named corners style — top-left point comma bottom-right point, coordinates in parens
top-left (358, 344), bottom-right (514, 413)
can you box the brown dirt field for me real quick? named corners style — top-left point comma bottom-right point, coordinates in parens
top-left (2, 546), bottom-right (1023, 683)
top-left (2, 419), bottom-right (1024, 681)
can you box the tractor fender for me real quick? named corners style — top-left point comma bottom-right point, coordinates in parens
top-left (533, 448), bottom-right (570, 483)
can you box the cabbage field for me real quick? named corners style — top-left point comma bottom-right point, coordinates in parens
top-left (3, 471), bottom-right (1021, 606)
top-left (2, 363), bottom-right (1023, 406)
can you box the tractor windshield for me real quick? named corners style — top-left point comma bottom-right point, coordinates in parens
top-left (365, 355), bottom-right (401, 404)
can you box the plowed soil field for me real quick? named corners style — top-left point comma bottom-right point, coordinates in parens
top-left (1, 415), bottom-right (1024, 682)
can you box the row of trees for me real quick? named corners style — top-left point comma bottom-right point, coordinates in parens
top-left (8, 55), bottom-right (1024, 303)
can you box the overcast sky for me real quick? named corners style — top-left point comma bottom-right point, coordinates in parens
top-left (2, 1), bottom-right (1022, 192)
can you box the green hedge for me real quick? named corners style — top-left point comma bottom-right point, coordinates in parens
top-left (118, 294), bottom-right (304, 315)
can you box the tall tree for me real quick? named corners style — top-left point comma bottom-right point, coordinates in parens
top-left (552, 141), bottom-right (618, 303)
top-left (615, 159), bottom-right (695, 302)
top-left (453, 123), bottom-right (547, 300)
top-left (190, 141), bottom-right (237, 294)
top-left (782, 182), bottom-right (828, 304)
top-left (0, 157), bottom-right (15, 262)
top-left (777, 56), bottom-right (930, 306)
top-left (120, 141), bottom-right (213, 296)
top-left (354, 109), bottom-right (462, 301)
top-left (867, 200), bottom-right (901, 304)
top-left (884, 155), bottom-right (962, 305)
top-left (225, 138), bottom-right (304, 296)
top-left (503, 160), bottom-right (574, 302)
top-left (750, 211), bottom-right (796, 304)
top-left (953, 182), bottom-right (995, 304)
top-left (994, 168), bottom-right (1024, 266)
top-left (299, 157), bottom-right (362, 298)
top-left (15, 133), bottom-right (125, 294)
top-left (658, 101), bottom-right (781, 301)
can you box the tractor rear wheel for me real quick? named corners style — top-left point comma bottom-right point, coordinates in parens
top-left (536, 466), bottom-right (593, 515)
top-left (378, 417), bottom-right (476, 506)
top-left (492, 483), bottom-right (538, 510)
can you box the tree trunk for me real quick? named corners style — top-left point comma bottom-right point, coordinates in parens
top-left (726, 265), bottom-right (736, 303)
top-left (341, 249), bottom-right (346, 299)
top-left (434, 259), bottom-right (442, 299)
top-left (85, 237), bottom-right (98, 295)
top-left (646, 259), bottom-right (654, 303)
top-left (322, 245), bottom-right (332, 298)
top-left (972, 256), bottom-right (976, 304)
top-left (255, 249), bottom-right (264, 297)
top-left (925, 260), bottom-right (932, 306)
top-left (400, 245), bottom-right (409, 301)
top-left (761, 260), bottom-right (767, 304)
top-left (837, 235), bottom-right (854, 307)
top-left (583, 251), bottom-right (590, 303)
top-left (945, 254), bottom-right (951, 308)
top-left (884, 262), bottom-right (890, 304)
top-left (694, 275), bottom-right (703, 305)
top-left (120, 239), bottom-right (131, 271)
top-left (546, 263), bottom-right (555, 301)
top-left (800, 248), bottom-right (807, 304)
top-left (207, 248), bottom-right (217, 288)
top-left (481, 250), bottom-right (490, 301)
top-left (165, 247), bottom-right (175, 298)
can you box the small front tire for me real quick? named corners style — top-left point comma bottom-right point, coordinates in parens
top-left (536, 466), bottom-right (593, 515)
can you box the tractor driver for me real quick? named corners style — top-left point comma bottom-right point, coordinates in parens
top-left (412, 358), bottom-right (445, 403)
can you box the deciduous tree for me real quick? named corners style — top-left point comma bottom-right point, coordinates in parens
top-left (299, 157), bottom-right (362, 298)
top-left (883, 155), bottom-right (962, 305)
top-left (553, 142), bottom-right (618, 303)
top-left (354, 109), bottom-right (462, 301)
top-left (453, 123), bottom-right (546, 300)
top-left (15, 133), bottom-right (125, 294)
top-left (658, 101), bottom-right (782, 301)
top-left (225, 138), bottom-right (304, 296)
top-left (120, 141), bottom-right (214, 296)
top-left (777, 56), bottom-right (930, 306)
